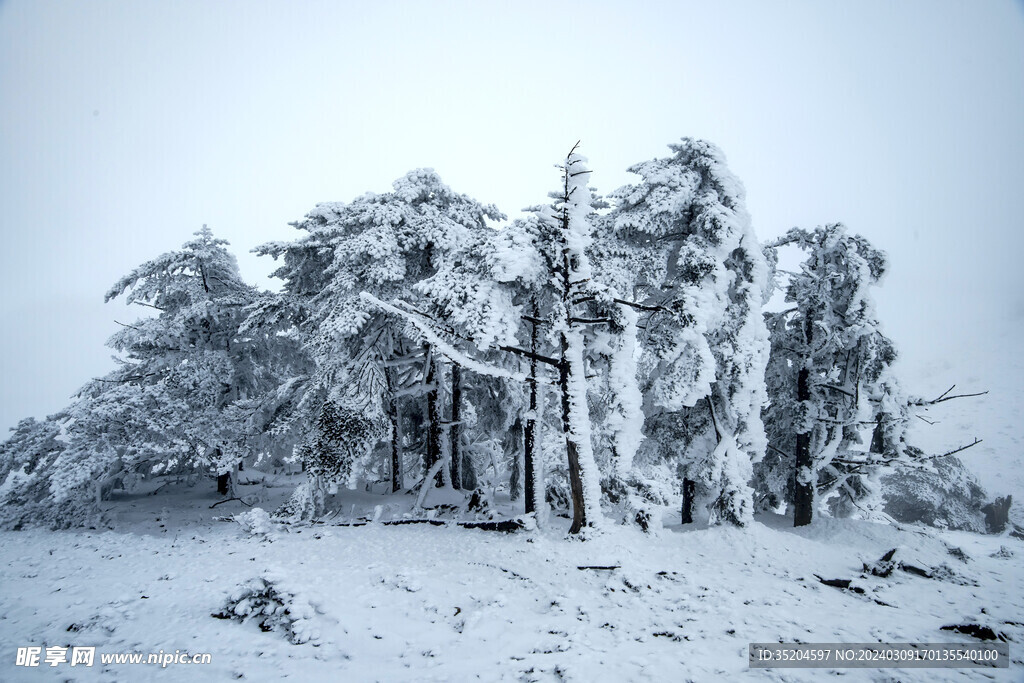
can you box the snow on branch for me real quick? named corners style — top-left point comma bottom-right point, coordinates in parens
top-left (359, 293), bottom-right (554, 386)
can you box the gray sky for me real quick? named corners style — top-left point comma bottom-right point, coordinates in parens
top-left (2, 1), bottom-right (1022, 488)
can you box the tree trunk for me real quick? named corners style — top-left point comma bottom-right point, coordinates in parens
top-left (870, 414), bottom-right (886, 454)
top-left (681, 477), bottom-right (696, 524)
top-left (523, 415), bottom-right (535, 513)
top-left (385, 365), bottom-right (402, 492)
top-left (794, 317), bottom-right (814, 527)
top-left (424, 346), bottom-right (443, 487)
top-left (450, 364), bottom-right (462, 489)
top-left (524, 299), bottom-right (539, 514)
top-left (560, 351), bottom-right (587, 534)
top-left (215, 447), bottom-right (231, 495)
top-left (509, 442), bottom-right (522, 501)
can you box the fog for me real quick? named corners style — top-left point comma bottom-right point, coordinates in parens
top-left (2, 0), bottom-right (1022, 445)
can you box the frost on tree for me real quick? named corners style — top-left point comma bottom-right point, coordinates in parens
top-left (533, 149), bottom-right (611, 534)
top-left (0, 417), bottom-right (89, 530)
top-left (361, 145), bottom-right (655, 534)
top-left (596, 139), bottom-right (770, 527)
top-left (758, 224), bottom-right (909, 527)
top-left (254, 170), bottom-right (505, 516)
top-left (0, 227), bottom-right (298, 528)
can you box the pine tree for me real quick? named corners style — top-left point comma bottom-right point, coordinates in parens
top-left (595, 139), bottom-right (770, 527)
top-left (90, 225), bottom-right (281, 491)
top-left (759, 224), bottom-right (907, 526)
top-left (0, 417), bottom-right (81, 529)
top-left (367, 145), bottom-right (650, 534)
top-left (254, 169), bottom-right (505, 516)
top-left (0, 227), bottom-right (292, 527)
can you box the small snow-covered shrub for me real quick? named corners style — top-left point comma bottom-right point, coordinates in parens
top-left (233, 507), bottom-right (276, 536)
top-left (214, 574), bottom-right (319, 644)
top-left (0, 484), bottom-right (105, 531)
top-left (544, 465), bottom-right (571, 516)
top-left (274, 477), bottom-right (326, 522)
top-left (601, 474), bottom-right (670, 531)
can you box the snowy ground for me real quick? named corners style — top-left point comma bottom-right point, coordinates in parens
top-left (1, 476), bottom-right (1021, 682)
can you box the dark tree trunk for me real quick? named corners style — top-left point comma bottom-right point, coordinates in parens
top-left (870, 414), bottom-right (886, 454)
top-left (681, 478), bottom-right (696, 524)
top-left (524, 299), bottom-right (539, 514)
top-left (523, 415), bottom-right (535, 513)
top-left (215, 447), bottom-right (231, 495)
top-left (385, 365), bottom-right (402, 493)
top-left (450, 364), bottom-right (462, 490)
top-left (424, 346), bottom-right (443, 487)
top-left (560, 350), bottom-right (587, 534)
top-left (794, 317), bottom-right (815, 527)
top-left (509, 434), bottom-right (522, 501)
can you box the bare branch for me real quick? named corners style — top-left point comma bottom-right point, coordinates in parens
top-left (131, 300), bottom-right (166, 311)
top-left (209, 497), bottom-right (252, 509)
top-left (612, 297), bottom-right (668, 313)
top-left (934, 437), bottom-right (983, 459)
top-left (766, 443), bottom-right (794, 461)
top-left (912, 385), bottom-right (988, 406)
top-left (821, 384), bottom-right (856, 399)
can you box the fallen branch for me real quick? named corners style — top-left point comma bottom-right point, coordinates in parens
top-left (913, 385), bottom-right (988, 406)
top-left (209, 497), bottom-right (253, 509)
top-left (577, 565), bottom-right (620, 571)
top-left (327, 518), bottom-right (527, 533)
top-left (940, 624), bottom-right (1006, 642)
top-left (935, 438), bottom-right (983, 459)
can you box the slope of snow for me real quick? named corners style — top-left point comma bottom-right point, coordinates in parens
top-left (0, 479), bottom-right (1020, 682)
top-left (901, 317), bottom-right (1024, 504)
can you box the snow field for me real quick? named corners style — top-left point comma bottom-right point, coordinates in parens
top-left (1, 485), bottom-right (1020, 682)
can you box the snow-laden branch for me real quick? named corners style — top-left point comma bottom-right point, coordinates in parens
top-left (359, 293), bottom-right (555, 386)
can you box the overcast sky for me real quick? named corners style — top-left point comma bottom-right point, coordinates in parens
top-left (2, 1), bottom-right (1022, 470)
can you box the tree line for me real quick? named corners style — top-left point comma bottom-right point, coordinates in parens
top-left (0, 139), bottom-right (981, 534)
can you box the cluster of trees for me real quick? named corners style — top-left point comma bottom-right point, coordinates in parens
top-left (0, 139), bottom-right (982, 534)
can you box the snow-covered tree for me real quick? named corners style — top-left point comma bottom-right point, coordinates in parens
top-left (255, 169), bottom-right (505, 516)
top-left (88, 226), bottom-right (288, 488)
top-left (0, 227), bottom-right (295, 527)
top-left (596, 138), bottom-right (770, 527)
top-left (759, 224), bottom-right (908, 526)
top-left (365, 146), bottom-right (653, 534)
top-left (413, 214), bottom-right (547, 513)
top-left (0, 416), bottom-right (87, 530)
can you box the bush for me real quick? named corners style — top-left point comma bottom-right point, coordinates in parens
top-left (882, 455), bottom-right (986, 532)
top-left (214, 574), bottom-right (319, 644)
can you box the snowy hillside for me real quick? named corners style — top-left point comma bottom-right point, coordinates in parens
top-left (901, 316), bottom-right (1024, 503)
top-left (0, 480), bottom-right (1021, 682)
